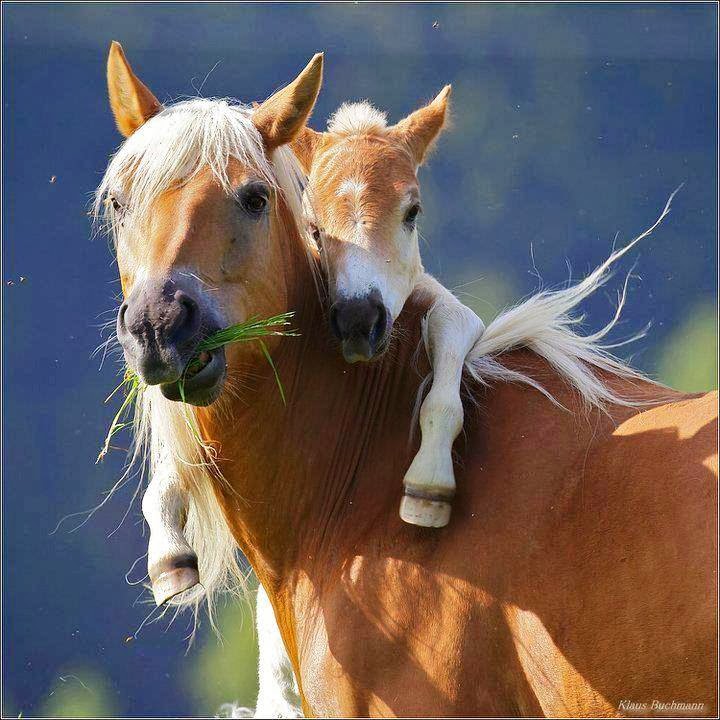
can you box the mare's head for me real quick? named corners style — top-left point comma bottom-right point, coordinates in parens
top-left (98, 42), bottom-right (321, 405)
top-left (292, 89), bottom-right (451, 362)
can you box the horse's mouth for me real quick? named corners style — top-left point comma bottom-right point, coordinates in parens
top-left (160, 347), bottom-right (227, 406)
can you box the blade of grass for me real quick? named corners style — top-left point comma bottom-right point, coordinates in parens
top-left (99, 312), bottom-right (298, 460)
top-left (258, 339), bottom-right (286, 406)
top-left (97, 374), bottom-right (140, 463)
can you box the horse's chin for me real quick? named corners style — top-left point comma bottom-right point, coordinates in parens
top-left (341, 334), bottom-right (392, 364)
top-left (159, 348), bottom-right (227, 406)
top-left (340, 316), bottom-right (394, 364)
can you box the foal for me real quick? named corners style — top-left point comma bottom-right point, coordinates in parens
top-left (127, 71), bottom-right (482, 602)
top-left (292, 91), bottom-right (485, 528)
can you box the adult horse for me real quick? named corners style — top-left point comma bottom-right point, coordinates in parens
top-left (99, 44), bottom-right (717, 717)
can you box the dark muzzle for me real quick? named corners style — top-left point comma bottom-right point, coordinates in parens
top-left (329, 289), bottom-right (391, 363)
top-left (117, 273), bottom-right (225, 405)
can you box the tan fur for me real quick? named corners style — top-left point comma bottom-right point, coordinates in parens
top-left (389, 84), bottom-right (452, 164)
top-left (253, 54), bottom-right (324, 150)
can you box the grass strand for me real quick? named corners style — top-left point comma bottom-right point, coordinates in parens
top-left (98, 312), bottom-right (297, 461)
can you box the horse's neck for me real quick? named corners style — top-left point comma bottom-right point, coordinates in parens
top-left (200, 240), bottom-right (670, 590)
top-left (200, 268), bottom-right (434, 587)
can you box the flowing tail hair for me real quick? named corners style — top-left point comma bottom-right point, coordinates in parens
top-left (458, 187), bottom-right (682, 412)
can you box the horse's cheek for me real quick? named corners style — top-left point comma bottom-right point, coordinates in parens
top-left (220, 232), bottom-right (252, 282)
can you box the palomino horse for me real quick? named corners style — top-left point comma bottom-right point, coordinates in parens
top-left (98, 46), bottom-right (717, 717)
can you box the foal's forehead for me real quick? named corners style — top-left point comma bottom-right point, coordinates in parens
top-left (314, 134), bottom-right (418, 197)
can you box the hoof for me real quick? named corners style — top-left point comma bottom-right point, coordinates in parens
top-left (149, 554), bottom-right (200, 606)
top-left (400, 491), bottom-right (452, 528)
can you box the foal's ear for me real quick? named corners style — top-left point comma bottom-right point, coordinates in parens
top-left (290, 127), bottom-right (323, 172)
top-left (107, 41), bottom-right (162, 138)
top-left (390, 85), bottom-right (451, 166)
top-left (253, 53), bottom-right (324, 151)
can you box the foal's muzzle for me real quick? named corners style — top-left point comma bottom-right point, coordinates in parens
top-left (330, 289), bottom-right (392, 363)
top-left (117, 274), bottom-right (226, 406)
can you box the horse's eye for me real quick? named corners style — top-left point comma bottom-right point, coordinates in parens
top-left (404, 203), bottom-right (421, 226)
top-left (108, 195), bottom-right (124, 214)
top-left (244, 193), bottom-right (268, 214)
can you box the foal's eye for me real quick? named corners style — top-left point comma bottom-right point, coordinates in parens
top-left (309, 223), bottom-right (322, 245)
top-left (404, 203), bottom-right (421, 226)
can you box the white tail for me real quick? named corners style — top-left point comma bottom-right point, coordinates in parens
top-left (460, 188), bottom-right (682, 411)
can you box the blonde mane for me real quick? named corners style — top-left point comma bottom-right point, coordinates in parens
top-left (94, 94), bottom-right (679, 630)
top-left (457, 188), bottom-right (681, 411)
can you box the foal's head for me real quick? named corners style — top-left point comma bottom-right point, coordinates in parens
top-left (293, 89), bottom-right (450, 362)
top-left (98, 42), bottom-right (321, 405)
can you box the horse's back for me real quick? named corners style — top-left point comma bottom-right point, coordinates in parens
top-left (292, 374), bottom-right (718, 717)
top-left (610, 389), bottom-right (717, 476)
top-left (431, 383), bottom-right (717, 716)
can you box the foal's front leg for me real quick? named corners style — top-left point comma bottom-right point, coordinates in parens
top-left (141, 456), bottom-right (200, 605)
top-left (400, 275), bottom-right (484, 528)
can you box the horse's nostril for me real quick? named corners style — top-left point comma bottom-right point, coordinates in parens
top-left (118, 302), bottom-right (129, 331)
top-left (175, 290), bottom-right (197, 312)
top-left (373, 303), bottom-right (387, 340)
top-left (169, 290), bottom-right (200, 342)
top-left (174, 290), bottom-right (198, 319)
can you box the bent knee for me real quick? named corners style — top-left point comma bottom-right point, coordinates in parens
top-left (420, 389), bottom-right (464, 436)
top-left (142, 472), bottom-right (188, 521)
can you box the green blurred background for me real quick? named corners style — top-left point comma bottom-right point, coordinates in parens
top-left (3, 2), bottom-right (717, 717)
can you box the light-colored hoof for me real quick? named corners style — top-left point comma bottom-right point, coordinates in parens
top-left (149, 554), bottom-right (200, 606)
top-left (151, 566), bottom-right (200, 606)
top-left (400, 492), bottom-right (452, 528)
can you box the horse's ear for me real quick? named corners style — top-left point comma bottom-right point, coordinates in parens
top-left (389, 85), bottom-right (451, 166)
top-left (107, 41), bottom-right (162, 137)
top-left (253, 53), bottom-right (324, 151)
top-left (290, 127), bottom-right (323, 172)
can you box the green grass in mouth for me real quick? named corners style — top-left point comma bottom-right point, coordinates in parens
top-left (97, 311), bottom-right (297, 463)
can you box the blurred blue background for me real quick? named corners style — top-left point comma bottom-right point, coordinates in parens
top-left (2, 2), bottom-right (717, 717)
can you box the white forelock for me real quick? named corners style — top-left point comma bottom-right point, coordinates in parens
top-left (327, 101), bottom-right (388, 135)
